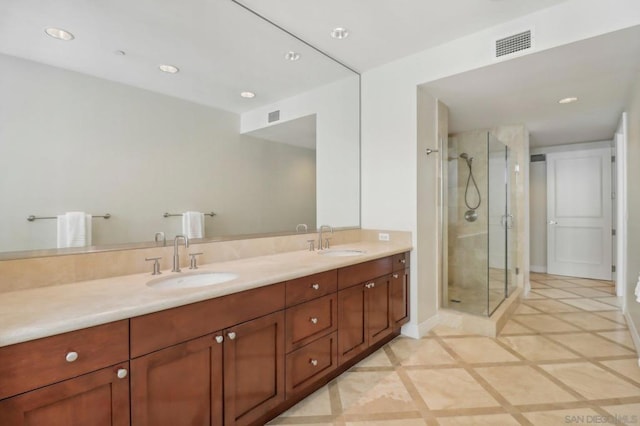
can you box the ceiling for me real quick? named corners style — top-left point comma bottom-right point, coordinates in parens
top-left (235, 0), bottom-right (570, 72)
top-left (0, 0), bottom-right (353, 114)
top-left (421, 25), bottom-right (640, 147)
top-left (238, 0), bottom-right (639, 148)
top-left (2, 0), bottom-right (637, 148)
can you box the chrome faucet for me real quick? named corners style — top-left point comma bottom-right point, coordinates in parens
top-left (172, 235), bottom-right (189, 272)
top-left (318, 225), bottom-right (333, 250)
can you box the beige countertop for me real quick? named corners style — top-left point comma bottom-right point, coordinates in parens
top-left (0, 241), bottom-right (411, 348)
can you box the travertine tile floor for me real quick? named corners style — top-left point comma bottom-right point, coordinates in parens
top-left (268, 273), bottom-right (640, 425)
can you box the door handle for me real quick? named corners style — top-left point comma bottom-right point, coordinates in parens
top-left (548, 220), bottom-right (557, 225)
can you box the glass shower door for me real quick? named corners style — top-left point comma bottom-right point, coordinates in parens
top-left (487, 135), bottom-right (509, 315)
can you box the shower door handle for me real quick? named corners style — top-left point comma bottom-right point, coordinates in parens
top-left (506, 214), bottom-right (514, 229)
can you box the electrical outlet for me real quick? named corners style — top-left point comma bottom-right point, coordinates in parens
top-left (378, 233), bottom-right (390, 241)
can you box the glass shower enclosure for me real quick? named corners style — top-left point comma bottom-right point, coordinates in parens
top-left (442, 131), bottom-right (516, 316)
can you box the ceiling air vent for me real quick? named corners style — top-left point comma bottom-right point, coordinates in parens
top-left (495, 30), bottom-right (532, 58)
top-left (530, 154), bottom-right (546, 162)
top-left (268, 110), bottom-right (280, 123)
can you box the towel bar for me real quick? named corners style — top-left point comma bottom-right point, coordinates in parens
top-left (27, 213), bottom-right (111, 222)
top-left (163, 212), bottom-right (216, 218)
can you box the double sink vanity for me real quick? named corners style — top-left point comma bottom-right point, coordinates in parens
top-left (0, 240), bottom-right (411, 425)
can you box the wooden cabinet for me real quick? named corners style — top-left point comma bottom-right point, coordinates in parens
top-left (0, 363), bottom-right (130, 426)
top-left (2, 251), bottom-right (410, 426)
top-left (224, 311), bottom-right (285, 426)
top-left (337, 275), bottom-right (392, 365)
top-left (130, 285), bottom-right (286, 426)
top-left (131, 334), bottom-right (224, 426)
top-left (284, 270), bottom-right (339, 399)
top-left (390, 252), bottom-right (410, 328)
top-left (0, 321), bottom-right (130, 426)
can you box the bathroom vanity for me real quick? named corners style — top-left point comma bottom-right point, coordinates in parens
top-left (0, 246), bottom-right (410, 426)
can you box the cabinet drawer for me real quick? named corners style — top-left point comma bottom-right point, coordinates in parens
top-left (131, 283), bottom-right (285, 358)
top-left (286, 270), bottom-right (337, 307)
top-left (285, 294), bottom-right (337, 352)
top-left (392, 252), bottom-right (410, 271)
top-left (286, 332), bottom-right (337, 397)
top-left (337, 257), bottom-right (392, 290)
top-left (0, 320), bottom-right (129, 400)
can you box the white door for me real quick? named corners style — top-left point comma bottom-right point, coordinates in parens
top-left (546, 148), bottom-right (612, 280)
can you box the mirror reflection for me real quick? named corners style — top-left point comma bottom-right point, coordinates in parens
top-left (0, 0), bottom-right (360, 256)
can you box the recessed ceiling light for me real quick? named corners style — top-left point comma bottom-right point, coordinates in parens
top-left (284, 51), bottom-right (301, 61)
top-left (240, 91), bottom-right (256, 99)
top-left (45, 27), bottom-right (75, 41)
top-left (330, 27), bottom-right (349, 40)
top-left (558, 96), bottom-right (578, 104)
top-left (159, 64), bottom-right (179, 74)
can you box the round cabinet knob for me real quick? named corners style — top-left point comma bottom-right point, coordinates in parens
top-left (400, 259), bottom-right (406, 264)
top-left (310, 317), bottom-right (318, 324)
top-left (311, 283), bottom-right (320, 290)
top-left (215, 335), bottom-right (224, 344)
top-left (309, 359), bottom-right (318, 367)
top-left (393, 273), bottom-right (399, 279)
top-left (227, 332), bottom-right (237, 340)
top-left (65, 351), bottom-right (79, 363)
top-left (116, 368), bottom-right (128, 379)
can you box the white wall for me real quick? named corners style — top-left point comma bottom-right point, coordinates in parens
top-left (241, 75), bottom-right (360, 229)
top-left (625, 71), bottom-right (640, 350)
top-left (0, 54), bottom-right (316, 252)
top-left (361, 0), bottom-right (640, 335)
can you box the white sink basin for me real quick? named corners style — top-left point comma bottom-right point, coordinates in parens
top-left (147, 271), bottom-right (238, 289)
top-left (318, 249), bottom-right (365, 257)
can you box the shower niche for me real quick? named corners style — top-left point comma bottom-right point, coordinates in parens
top-left (443, 131), bottom-right (517, 316)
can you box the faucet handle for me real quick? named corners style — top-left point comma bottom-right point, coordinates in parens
top-left (324, 237), bottom-right (331, 250)
top-left (306, 239), bottom-right (315, 252)
top-left (189, 252), bottom-right (203, 269)
top-left (145, 257), bottom-right (162, 275)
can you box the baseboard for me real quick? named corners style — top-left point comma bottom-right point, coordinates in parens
top-left (401, 314), bottom-right (440, 339)
top-left (624, 311), bottom-right (640, 364)
top-left (530, 265), bottom-right (547, 273)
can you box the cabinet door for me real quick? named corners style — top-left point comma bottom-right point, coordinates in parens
top-left (224, 311), bottom-right (285, 426)
top-left (130, 334), bottom-right (223, 426)
top-left (367, 276), bottom-right (392, 345)
top-left (390, 268), bottom-right (410, 327)
top-left (337, 284), bottom-right (367, 365)
top-left (0, 363), bottom-right (130, 426)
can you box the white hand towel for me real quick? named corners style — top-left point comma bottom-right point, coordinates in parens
top-left (635, 274), bottom-right (640, 303)
top-left (182, 211), bottom-right (205, 239)
top-left (57, 212), bottom-right (92, 248)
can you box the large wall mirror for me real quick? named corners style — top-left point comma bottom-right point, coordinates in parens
top-left (0, 0), bottom-right (360, 258)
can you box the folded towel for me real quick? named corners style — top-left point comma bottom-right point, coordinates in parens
top-left (57, 212), bottom-right (92, 248)
top-left (182, 211), bottom-right (205, 239)
top-left (635, 275), bottom-right (640, 303)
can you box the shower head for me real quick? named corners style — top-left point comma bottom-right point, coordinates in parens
top-left (459, 152), bottom-right (473, 165)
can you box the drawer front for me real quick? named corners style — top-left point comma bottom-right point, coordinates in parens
top-left (286, 294), bottom-right (337, 352)
top-left (131, 283), bottom-right (285, 358)
top-left (0, 320), bottom-right (129, 400)
top-left (337, 257), bottom-right (392, 290)
top-left (286, 332), bottom-right (337, 397)
top-left (392, 252), bottom-right (410, 271)
top-left (286, 270), bottom-right (337, 307)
